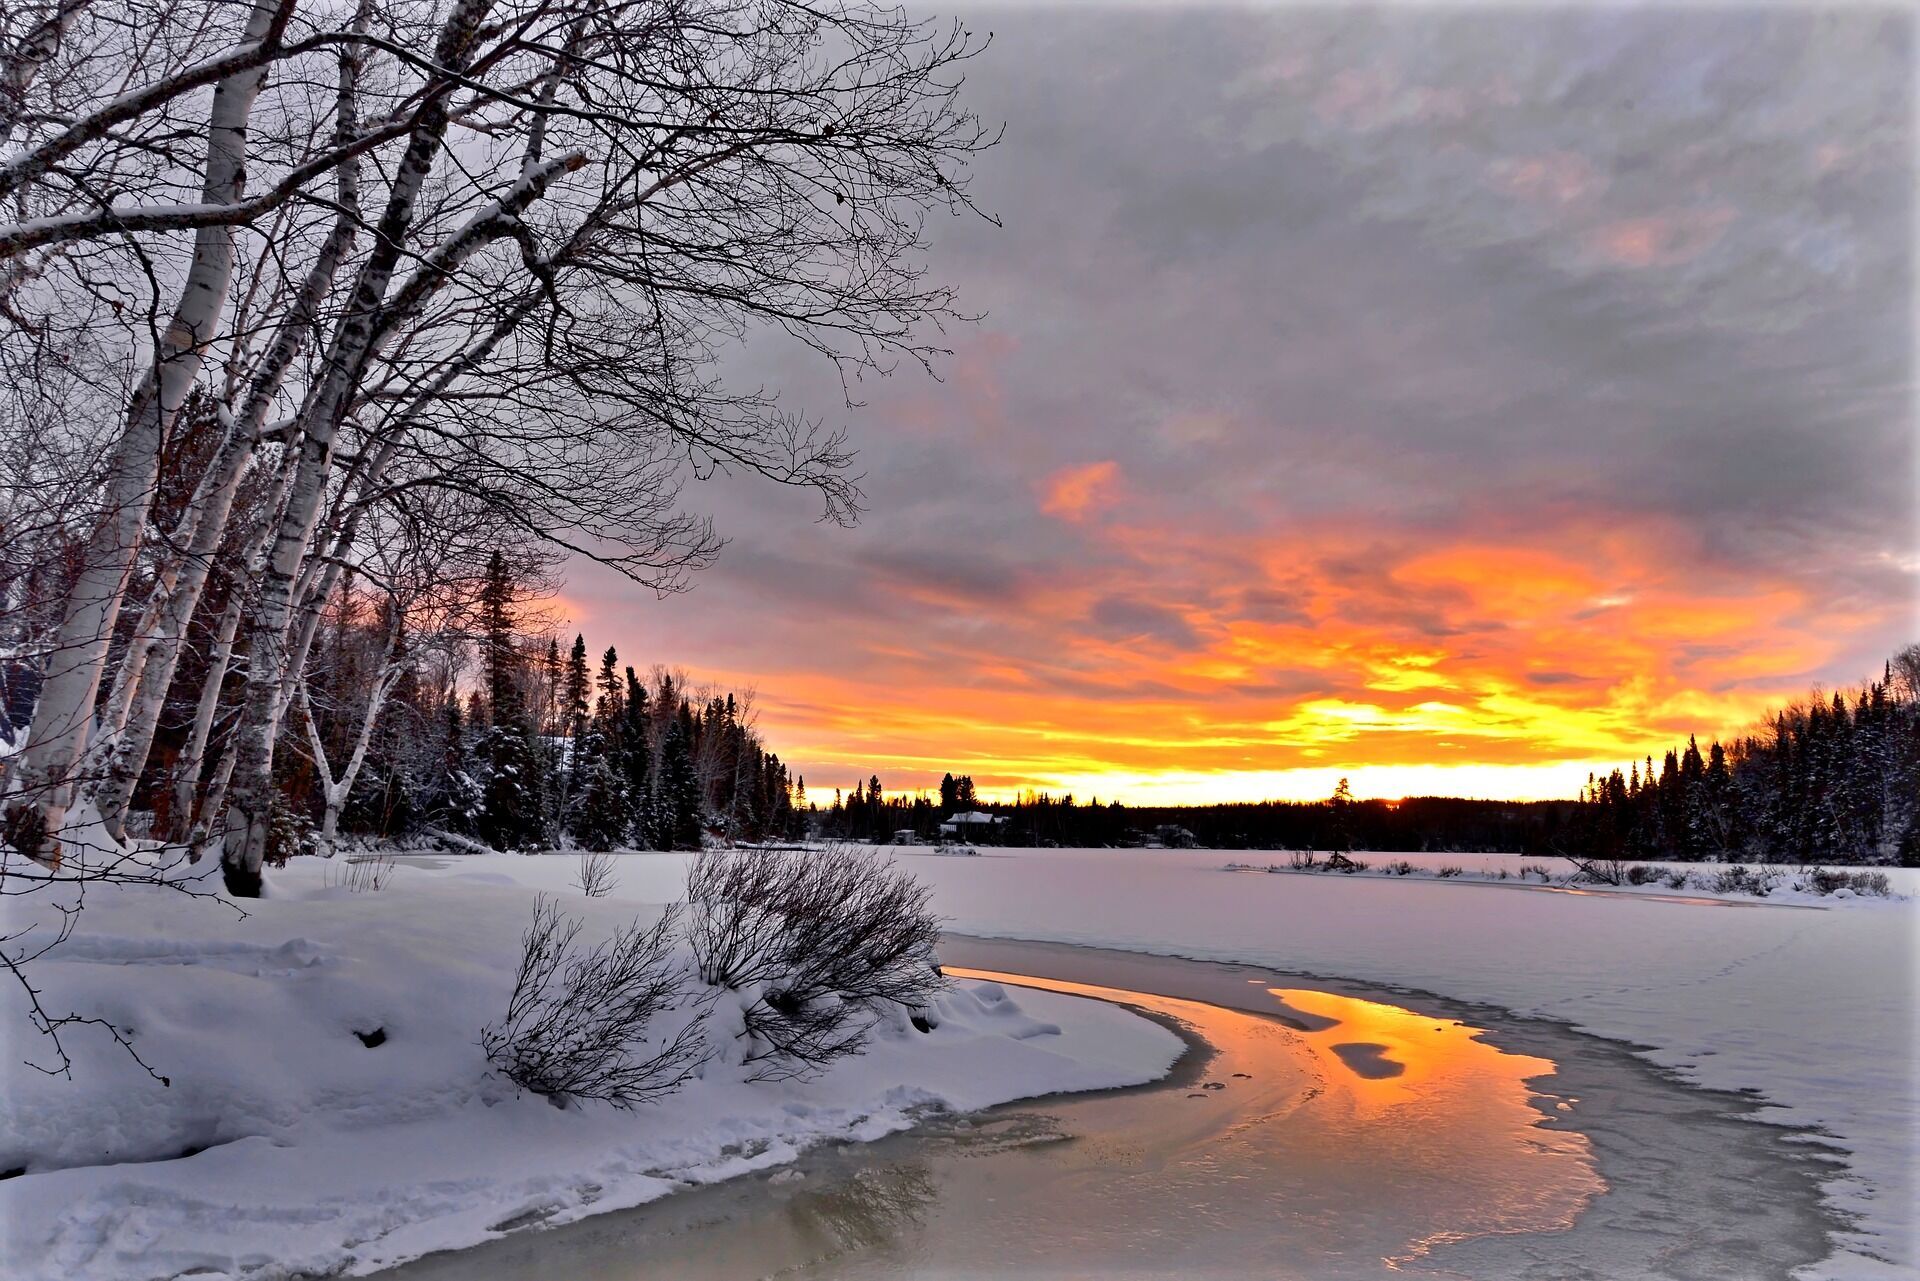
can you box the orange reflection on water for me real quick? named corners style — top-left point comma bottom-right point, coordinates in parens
top-left (945, 965), bottom-right (1605, 1273)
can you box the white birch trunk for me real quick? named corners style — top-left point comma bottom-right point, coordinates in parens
top-left (89, 164), bottom-right (361, 840)
top-left (167, 592), bottom-right (244, 843)
top-left (10, 0), bottom-right (288, 856)
top-left (221, 122), bottom-right (583, 886)
top-left (299, 652), bottom-right (404, 845)
top-left (221, 0), bottom-right (501, 893)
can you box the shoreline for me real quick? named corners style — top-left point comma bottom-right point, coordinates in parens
top-left (379, 935), bottom-right (1841, 1280)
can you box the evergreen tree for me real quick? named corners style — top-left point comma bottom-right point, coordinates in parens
top-left (472, 553), bottom-right (548, 849)
top-left (660, 703), bottom-right (702, 849)
top-left (620, 668), bottom-right (653, 845)
top-left (1329, 777), bottom-right (1355, 853)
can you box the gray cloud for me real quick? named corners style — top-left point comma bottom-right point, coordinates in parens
top-left (586, 5), bottom-right (1914, 751)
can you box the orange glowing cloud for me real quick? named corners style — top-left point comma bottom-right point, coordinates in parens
top-left (1589, 207), bottom-right (1735, 268)
top-left (1039, 460), bottom-right (1124, 522)
top-left (649, 501), bottom-right (1903, 807)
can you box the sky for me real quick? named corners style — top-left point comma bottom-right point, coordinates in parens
top-left (563, 5), bottom-right (1916, 805)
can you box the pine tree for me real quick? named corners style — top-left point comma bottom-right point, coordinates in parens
top-left (1329, 777), bottom-right (1355, 853)
top-left (620, 668), bottom-right (652, 846)
top-left (472, 553), bottom-right (548, 849)
top-left (661, 705), bottom-right (703, 849)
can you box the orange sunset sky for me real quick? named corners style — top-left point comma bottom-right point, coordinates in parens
top-left (564, 7), bottom-right (1914, 804)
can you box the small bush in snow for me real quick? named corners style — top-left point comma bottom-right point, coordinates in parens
top-left (324, 852), bottom-right (396, 893)
top-left (1710, 864), bottom-right (1752, 894)
top-left (1663, 867), bottom-right (1692, 890)
top-left (1708, 864), bottom-right (1783, 897)
top-left (1435, 863), bottom-right (1464, 878)
top-left (481, 897), bottom-right (705, 1107)
top-left (1625, 864), bottom-right (1662, 886)
top-left (1565, 856), bottom-right (1627, 886)
top-left (688, 846), bottom-right (944, 1080)
top-left (1287, 850), bottom-right (1320, 871)
top-left (1386, 860), bottom-right (1415, 876)
top-left (1799, 867), bottom-right (1891, 897)
top-left (573, 851), bottom-right (618, 898)
top-left (1519, 862), bottom-right (1551, 882)
top-left (1849, 871), bottom-right (1892, 897)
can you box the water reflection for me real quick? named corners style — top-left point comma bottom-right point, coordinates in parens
top-left (389, 956), bottom-right (1631, 1279)
top-left (783, 1162), bottom-right (937, 1260)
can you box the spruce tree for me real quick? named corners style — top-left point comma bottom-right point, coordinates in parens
top-left (661, 705), bottom-right (703, 849)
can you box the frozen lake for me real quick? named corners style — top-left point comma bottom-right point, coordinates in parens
top-left (382, 937), bottom-right (1835, 1280)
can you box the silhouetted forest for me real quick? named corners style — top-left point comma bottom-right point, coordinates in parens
top-left (1564, 646), bottom-right (1918, 866)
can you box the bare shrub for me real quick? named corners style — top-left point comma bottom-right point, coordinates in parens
top-left (1803, 866), bottom-right (1848, 895)
top-left (1435, 863), bottom-right (1464, 878)
top-left (481, 897), bottom-right (706, 1107)
top-left (324, 852), bottom-right (396, 893)
top-left (1386, 860), bottom-right (1415, 876)
top-left (1324, 852), bottom-right (1365, 873)
top-left (1850, 870), bottom-right (1892, 897)
top-left (1710, 864), bottom-right (1753, 894)
top-left (688, 846), bottom-right (944, 1080)
top-left (1519, 862), bottom-right (1551, 882)
top-left (1286, 850), bottom-right (1320, 871)
top-left (574, 851), bottom-right (618, 898)
top-left (1708, 864), bottom-right (1782, 897)
top-left (1664, 867), bottom-right (1692, 890)
top-left (1564, 856), bottom-right (1626, 886)
top-left (1625, 864), bottom-right (1662, 886)
top-left (1799, 867), bottom-right (1892, 897)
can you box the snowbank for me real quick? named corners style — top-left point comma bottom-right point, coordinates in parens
top-left (0, 856), bottom-right (1181, 1281)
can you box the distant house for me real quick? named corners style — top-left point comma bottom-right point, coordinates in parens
top-left (891, 829), bottom-right (921, 846)
top-left (939, 811), bottom-right (1008, 842)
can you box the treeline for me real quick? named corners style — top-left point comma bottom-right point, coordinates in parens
top-left (816, 771), bottom-right (981, 843)
top-left (15, 551), bottom-right (807, 859)
top-left (811, 769), bottom-right (1580, 853)
top-left (1567, 647), bottom-right (1920, 866)
top-left (310, 554), bottom-right (805, 854)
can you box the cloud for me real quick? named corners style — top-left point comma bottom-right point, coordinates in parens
top-left (1587, 207), bottom-right (1736, 268)
top-left (1038, 461), bottom-right (1124, 523)
top-left (566, 6), bottom-right (1914, 803)
top-left (1087, 595), bottom-right (1202, 650)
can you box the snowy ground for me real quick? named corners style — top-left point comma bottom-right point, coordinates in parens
top-left (0, 855), bottom-right (1181, 1281)
top-left (372, 848), bottom-right (1915, 1279)
top-left (2, 847), bottom-right (1912, 1281)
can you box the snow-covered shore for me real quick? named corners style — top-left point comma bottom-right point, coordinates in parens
top-left (0, 856), bottom-right (1180, 1281)
top-left (3, 846), bottom-right (1912, 1280)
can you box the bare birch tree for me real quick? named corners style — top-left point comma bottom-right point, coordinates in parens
top-left (3, 0), bottom-right (994, 898)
